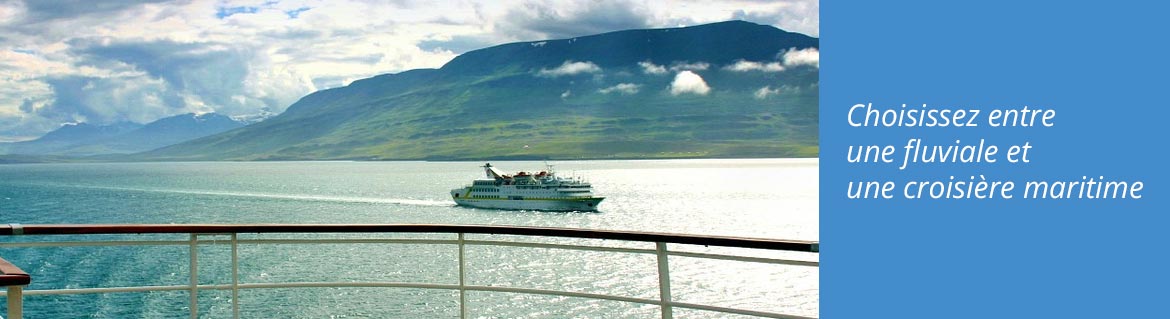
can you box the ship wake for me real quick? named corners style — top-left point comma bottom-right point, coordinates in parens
top-left (46, 183), bottom-right (456, 207)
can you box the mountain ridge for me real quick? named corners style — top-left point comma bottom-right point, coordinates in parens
top-left (0, 113), bottom-right (246, 156)
top-left (442, 20), bottom-right (816, 74)
top-left (140, 20), bottom-right (820, 161)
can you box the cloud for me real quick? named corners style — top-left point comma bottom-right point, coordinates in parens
top-left (260, 28), bottom-right (327, 41)
top-left (599, 83), bottom-right (640, 95)
top-left (730, 1), bottom-right (819, 37)
top-left (0, 0), bottom-right (816, 141)
top-left (561, 89), bottom-right (572, 99)
top-left (417, 35), bottom-right (498, 54)
top-left (497, 0), bottom-right (653, 40)
top-left (719, 48), bottom-right (817, 73)
top-left (669, 61), bottom-right (710, 72)
top-left (0, 1), bottom-right (454, 140)
top-left (12, 0), bottom-right (171, 23)
top-left (669, 71), bottom-right (710, 96)
top-left (64, 38), bottom-right (295, 117)
top-left (781, 47), bottom-right (820, 68)
top-left (71, 39), bottom-right (246, 92)
top-left (37, 75), bottom-right (177, 125)
top-left (638, 61), bottom-right (667, 75)
top-left (725, 60), bottom-right (786, 72)
top-left (755, 86), bottom-right (782, 99)
top-left (537, 60), bottom-right (602, 77)
top-left (17, 98), bottom-right (40, 114)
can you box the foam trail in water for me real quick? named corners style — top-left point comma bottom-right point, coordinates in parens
top-left (49, 183), bottom-right (456, 207)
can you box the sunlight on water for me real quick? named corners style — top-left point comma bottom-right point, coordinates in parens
top-left (0, 159), bottom-right (818, 318)
top-left (34, 183), bottom-right (457, 207)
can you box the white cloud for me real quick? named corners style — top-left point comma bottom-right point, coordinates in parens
top-left (781, 47), bottom-right (819, 68)
top-left (669, 71), bottom-right (710, 96)
top-left (0, 0), bottom-right (817, 140)
top-left (638, 61), bottom-right (667, 75)
top-left (599, 83), bottom-right (640, 95)
top-left (755, 86), bottom-right (781, 99)
top-left (538, 60), bottom-right (602, 77)
top-left (561, 89), bottom-right (572, 99)
top-left (0, 2), bottom-right (26, 26)
top-left (729, 2), bottom-right (819, 37)
top-left (725, 60), bottom-right (786, 72)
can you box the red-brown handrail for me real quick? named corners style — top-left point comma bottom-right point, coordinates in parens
top-left (0, 224), bottom-right (818, 253)
top-left (0, 256), bottom-right (30, 287)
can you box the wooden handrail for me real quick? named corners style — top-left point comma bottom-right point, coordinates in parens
top-left (0, 224), bottom-right (818, 253)
top-left (0, 257), bottom-right (31, 286)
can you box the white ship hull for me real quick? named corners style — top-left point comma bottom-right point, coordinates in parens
top-left (452, 197), bottom-right (603, 212)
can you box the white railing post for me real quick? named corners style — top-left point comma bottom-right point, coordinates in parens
top-left (6, 285), bottom-right (23, 319)
top-left (458, 233), bottom-right (467, 319)
top-left (189, 234), bottom-right (198, 319)
top-left (231, 233), bottom-right (240, 319)
top-left (656, 242), bottom-right (673, 319)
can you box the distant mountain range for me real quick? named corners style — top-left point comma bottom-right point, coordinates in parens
top-left (0, 113), bottom-right (246, 156)
top-left (137, 20), bottom-right (819, 161)
top-left (2, 21), bottom-right (818, 162)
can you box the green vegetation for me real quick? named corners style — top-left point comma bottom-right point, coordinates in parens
top-left (139, 21), bottom-right (819, 161)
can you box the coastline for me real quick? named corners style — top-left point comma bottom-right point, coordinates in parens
top-left (2, 153), bottom-right (821, 164)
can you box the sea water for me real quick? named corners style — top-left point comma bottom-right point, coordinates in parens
top-left (0, 159), bottom-right (817, 318)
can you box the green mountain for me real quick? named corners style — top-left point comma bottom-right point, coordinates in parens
top-left (142, 20), bottom-right (818, 161)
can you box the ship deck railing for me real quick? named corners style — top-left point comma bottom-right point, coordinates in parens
top-left (0, 224), bottom-right (818, 319)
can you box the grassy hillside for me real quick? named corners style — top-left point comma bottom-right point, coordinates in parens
top-left (141, 21), bottom-right (819, 161)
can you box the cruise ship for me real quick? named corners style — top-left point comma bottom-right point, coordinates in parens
top-left (450, 163), bottom-right (604, 211)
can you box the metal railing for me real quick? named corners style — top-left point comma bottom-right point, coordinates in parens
top-left (0, 254), bottom-right (30, 319)
top-left (1, 224), bottom-right (818, 319)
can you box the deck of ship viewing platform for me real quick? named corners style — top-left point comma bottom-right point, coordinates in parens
top-left (1, 223), bottom-right (818, 319)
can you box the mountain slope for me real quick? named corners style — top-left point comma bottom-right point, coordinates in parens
top-left (1, 113), bottom-right (245, 156)
top-left (143, 21), bottom-right (819, 161)
top-left (1, 122), bottom-right (143, 155)
top-left (442, 20), bottom-right (817, 75)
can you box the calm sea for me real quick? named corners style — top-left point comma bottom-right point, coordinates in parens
top-left (0, 159), bottom-right (818, 318)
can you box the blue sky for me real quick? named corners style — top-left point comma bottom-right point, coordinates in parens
top-left (0, 0), bottom-right (818, 142)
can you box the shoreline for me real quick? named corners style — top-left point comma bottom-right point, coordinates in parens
top-left (2, 154), bottom-right (821, 165)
